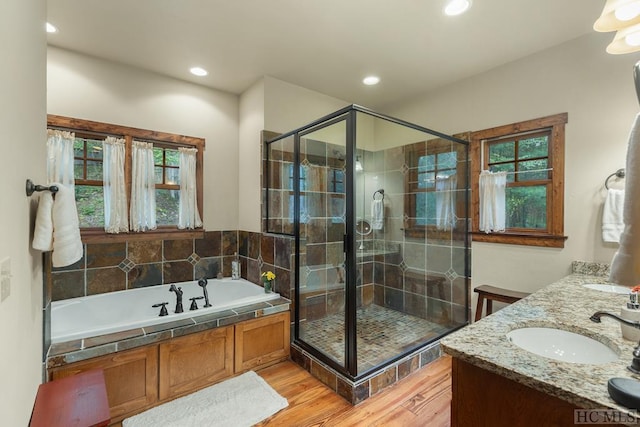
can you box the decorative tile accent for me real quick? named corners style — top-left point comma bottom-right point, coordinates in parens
top-left (445, 268), bottom-right (458, 281)
top-left (187, 253), bottom-right (200, 265)
top-left (118, 258), bottom-right (135, 273)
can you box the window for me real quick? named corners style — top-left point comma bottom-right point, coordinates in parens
top-left (404, 135), bottom-right (468, 239)
top-left (48, 115), bottom-right (205, 243)
top-left (470, 113), bottom-right (567, 247)
top-left (74, 135), bottom-right (105, 228)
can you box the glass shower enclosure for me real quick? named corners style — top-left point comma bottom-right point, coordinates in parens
top-left (265, 105), bottom-right (469, 380)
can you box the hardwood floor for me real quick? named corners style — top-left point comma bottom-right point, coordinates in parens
top-left (256, 355), bottom-right (452, 427)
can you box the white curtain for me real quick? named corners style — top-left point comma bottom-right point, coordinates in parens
top-left (435, 174), bottom-right (457, 231)
top-left (479, 170), bottom-right (507, 233)
top-left (178, 147), bottom-right (202, 229)
top-left (103, 137), bottom-right (128, 233)
top-left (130, 140), bottom-right (157, 232)
top-left (46, 129), bottom-right (75, 187)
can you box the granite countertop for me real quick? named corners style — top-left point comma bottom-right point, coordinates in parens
top-left (441, 265), bottom-right (640, 417)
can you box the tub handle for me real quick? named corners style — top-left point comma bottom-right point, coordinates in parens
top-left (152, 302), bottom-right (169, 317)
top-left (189, 296), bottom-right (204, 311)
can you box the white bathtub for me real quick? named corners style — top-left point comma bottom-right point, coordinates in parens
top-left (51, 278), bottom-right (280, 344)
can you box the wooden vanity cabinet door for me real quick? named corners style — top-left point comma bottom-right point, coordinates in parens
top-left (50, 345), bottom-right (158, 423)
top-left (158, 326), bottom-right (234, 400)
top-left (235, 311), bottom-right (290, 373)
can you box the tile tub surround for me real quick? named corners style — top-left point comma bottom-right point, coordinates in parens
top-left (46, 297), bottom-right (290, 370)
top-left (46, 230), bottom-right (294, 301)
top-left (440, 273), bottom-right (638, 417)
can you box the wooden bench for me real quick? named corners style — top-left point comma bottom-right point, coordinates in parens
top-left (474, 285), bottom-right (530, 322)
top-left (30, 369), bottom-right (109, 427)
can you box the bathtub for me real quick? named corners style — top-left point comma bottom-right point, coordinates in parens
top-left (51, 278), bottom-right (280, 344)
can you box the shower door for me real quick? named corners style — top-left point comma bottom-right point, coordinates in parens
top-left (296, 114), bottom-right (351, 372)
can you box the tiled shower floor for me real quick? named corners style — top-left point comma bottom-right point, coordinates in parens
top-left (300, 304), bottom-right (450, 373)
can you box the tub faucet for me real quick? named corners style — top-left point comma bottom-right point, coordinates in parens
top-left (198, 278), bottom-right (212, 308)
top-left (591, 310), bottom-right (640, 373)
top-left (169, 285), bottom-right (184, 313)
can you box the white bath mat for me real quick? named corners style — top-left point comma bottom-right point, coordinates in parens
top-left (123, 371), bottom-right (288, 427)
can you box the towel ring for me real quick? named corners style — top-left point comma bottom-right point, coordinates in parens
top-left (373, 189), bottom-right (384, 201)
top-left (604, 169), bottom-right (625, 190)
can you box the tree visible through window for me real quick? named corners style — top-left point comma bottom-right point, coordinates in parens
top-left (485, 130), bottom-right (550, 230)
top-left (471, 113), bottom-right (567, 248)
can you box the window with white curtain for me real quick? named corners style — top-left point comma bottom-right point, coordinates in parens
top-left (47, 115), bottom-right (205, 242)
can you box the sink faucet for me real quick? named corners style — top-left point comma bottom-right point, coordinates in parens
top-left (169, 284), bottom-right (184, 313)
top-left (591, 311), bottom-right (640, 373)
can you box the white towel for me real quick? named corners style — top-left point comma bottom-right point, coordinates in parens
top-left (602, 188), bottom-right (625, 243)
top-left (436, 174), bottom-right (457, 231)
top-left (610, 113), bottom-right (640, 286)
top-left (32, 184), bottom-right (83, 267)
top-left (51, 184), bottom-right (83, 267)
top-left (32, 192), bottom-right (54, 251)
top-left (371, 199), bottom-right (384, 230)
top-left (479, 171), bottom-right (507, 233)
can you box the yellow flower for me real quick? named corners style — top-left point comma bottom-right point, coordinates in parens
top-left (261, 271), bottom-right (276, 282)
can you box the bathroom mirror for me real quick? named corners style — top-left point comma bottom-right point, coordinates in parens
top-left (355, 219), bottom-right (372, 235)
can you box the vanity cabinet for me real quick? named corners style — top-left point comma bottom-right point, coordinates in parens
top-left (50, 345), bottom-right (158, 422)
top-left (159, 326), bottom-right (234, 400)
top-left (451, 358), bottom-right (627, 427)
top-left (235, 311), bottom-right (290, 373)
top-left (48, 312), bottom-right (290, 425)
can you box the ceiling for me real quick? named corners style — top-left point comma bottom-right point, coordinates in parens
top-left (46, 0), bottom-right (605, 109)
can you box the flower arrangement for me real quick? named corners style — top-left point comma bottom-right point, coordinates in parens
top-left (261, 271), bottom-right (276, 293)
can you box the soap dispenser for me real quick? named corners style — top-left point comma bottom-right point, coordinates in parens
top-left (231, 252), bottom-right (240, 280)
top-left (620, 292), bottom-right (640, 341)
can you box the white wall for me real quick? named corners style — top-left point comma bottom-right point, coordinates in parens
top-left (385, 32), bottom-right (640, 294)
top-left (47, 47), bottom-right (240, 230)
top-left (264, 76), bottom-right (349, 133)
top-left (0, 0), bottom-right (46, 425)
top-left (238, 78), bottom-right (265, 232)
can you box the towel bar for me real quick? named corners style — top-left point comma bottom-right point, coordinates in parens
top-left (26, 179), bottom-right (58, 197)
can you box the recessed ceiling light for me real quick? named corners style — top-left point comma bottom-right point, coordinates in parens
top-left (363, 76), bottom-right (380, 86)
top-left (46, 22), bottom-right (58, 33)
top-left (444, 0), bottom-right (471, 16)
top-left (189, 67), bottom-right (208, 77)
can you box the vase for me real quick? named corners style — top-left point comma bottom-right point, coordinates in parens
top-left (263, 280), bottom-right (273, 293)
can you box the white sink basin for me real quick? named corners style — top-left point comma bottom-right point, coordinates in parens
top-left (582, 284), bottom-right (630, 294)
top-left (507, 327), bottom-right (618, 364)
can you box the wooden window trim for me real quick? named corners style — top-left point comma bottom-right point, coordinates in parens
top-left (470, 113), bottom-right (568, 248)
top-left (47, 114), bottom-right (205, 244)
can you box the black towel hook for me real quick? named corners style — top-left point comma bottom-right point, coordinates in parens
top-left (26, 179), bottom-right (58, 197)
top-left (373, 189), bottom-right (384, 201)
